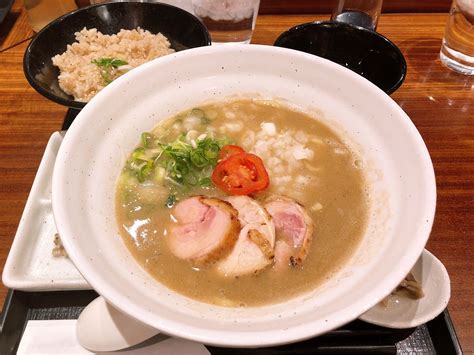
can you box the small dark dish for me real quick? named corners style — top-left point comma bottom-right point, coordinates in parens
top-left (23, 2), bottom-right (211, 109)
top-left (274, 21), bottom-right (406, 95)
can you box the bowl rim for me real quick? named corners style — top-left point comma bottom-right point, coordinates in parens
top-left (23, 1), bottom-right (212, 109)
top-left (52, 44), bottom-right (436, 347)
top-left (273, 20), bottom-right (407, 95)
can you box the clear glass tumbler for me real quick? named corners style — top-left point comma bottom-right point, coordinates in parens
top-left (191, 0), bottom-right (260, 44)
top-left (440, 0), bottom-right (474, 75)
top-left (23, 0), bottom-right (77, 32)
top-left (331, 0), bottom-right (383, 31)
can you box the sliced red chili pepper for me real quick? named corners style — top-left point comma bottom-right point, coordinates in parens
top-left (212, 152), bottom-right (270, 195)
top-left (219, 144), bottom-right (245, 161)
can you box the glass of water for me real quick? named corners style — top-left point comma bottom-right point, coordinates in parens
top-left (331, 0), bottom-right (383, 31)
top-left (191, 0), bottom-right (260, 44)
top-left (440, 0), bottom-right (474, 75)
top-left (23, 0), bottom-right (77, 32)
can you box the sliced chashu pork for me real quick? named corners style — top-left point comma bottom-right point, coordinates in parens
top-left (264, 196), bottom-right (314, 269)
top-left (217, 196), bottom-right (275, 277)
top-left (167, 196), bottom-right (240, 264)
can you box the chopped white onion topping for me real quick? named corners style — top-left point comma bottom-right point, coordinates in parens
top-left (260, 122), bottom-right (277, 135)
top-left (186, 130), bottom-right (199, 141)
top-left (117, 64), bottom-right (133, 71)
top-left (311, 203), bottom-right (323, 211)
top-left (293, 146), bottom-right (314, 160)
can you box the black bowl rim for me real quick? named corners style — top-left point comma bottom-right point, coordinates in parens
top-left (23, 1), bottom-right (212, 109)
top-left (273, 21), bottom-right (407, 95)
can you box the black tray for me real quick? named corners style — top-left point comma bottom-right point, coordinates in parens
top-left (62, 108), bottom-right (81, 130)
top-left (1, 109), bottom-right (462, 354)
top-left (0, 289), bottom-right (462, 355)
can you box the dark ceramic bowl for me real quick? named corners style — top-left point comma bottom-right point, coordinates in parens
top-left (274, 21), bottom-right (406, 95)
top-left (24, 2), bottom-right (211, 109)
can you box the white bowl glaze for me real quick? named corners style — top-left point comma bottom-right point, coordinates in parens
top-left (52, 45), bottom-right (436, 347)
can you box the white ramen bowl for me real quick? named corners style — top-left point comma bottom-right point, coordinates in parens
top-left (52, 45), bottom-right (436, 347)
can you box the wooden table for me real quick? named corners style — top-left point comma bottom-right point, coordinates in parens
top-left (1, 1), bottom-right (473, 353)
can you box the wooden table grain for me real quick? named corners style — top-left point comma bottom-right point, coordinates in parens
top-left (1, 2), bottom-right (473, 353)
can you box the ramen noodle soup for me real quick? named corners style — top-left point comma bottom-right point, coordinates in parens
top-left (115, 99), bottom-right (368, 307)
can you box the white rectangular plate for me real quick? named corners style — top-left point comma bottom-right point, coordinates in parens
top-left (18, 320), bottom-right (210, 355)
top-left (2, 132), bottom-right (91, 291)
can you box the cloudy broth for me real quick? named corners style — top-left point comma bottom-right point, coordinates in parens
top-left (115, 99), bottom-right (368, 307)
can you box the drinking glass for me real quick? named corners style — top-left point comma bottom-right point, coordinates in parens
top-left (440, 0), bottom-right (474, 75)
top-left (191, 0), bottom-right (260, 44)
top-left (331, 0), bottom-right (383, 31)
top-left (23, 0), bottom-right (77, 32)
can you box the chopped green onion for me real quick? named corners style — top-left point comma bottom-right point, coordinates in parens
top-left (165, 194), bottom-right (177, 208)
top-left (124, 116), bottom-right (232, 196)
top-left (91, 57), bottom-right (129, 85)
top-left (141, 132), bottom-right (155, 148)
top-left (190, 150), bottom-right (208, 168)
top-left (91, 58), bottom-right (128, 68)
top-left (190, 108), bottom-right (211, 124)
top-left (191, 108), bottom-right (204, 118)
top-left (137, 160), bottom-right (153, 182)
top-left (132, 147), bottom-right (147, 160)
top-left (153, 167), bottom-right (166, 184)
top-left (198, 177), bottom-right (212, 187)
